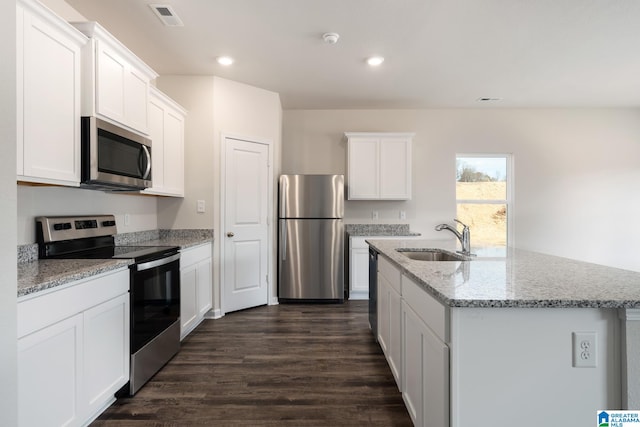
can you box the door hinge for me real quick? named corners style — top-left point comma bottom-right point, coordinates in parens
top-left (265, 274), bottom-right (269, 284)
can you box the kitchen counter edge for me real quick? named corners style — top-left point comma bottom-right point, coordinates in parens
top-left (18, 230), bottom-right (214, 298)
top-left (367, 239), bottom-right (640, 309)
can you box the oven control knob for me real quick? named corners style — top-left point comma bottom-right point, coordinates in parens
top-left (226, 232), bottom-right (234, 237)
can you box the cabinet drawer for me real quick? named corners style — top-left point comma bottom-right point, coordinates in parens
top-left (379, 256), bottom-right (401, 294)
top-left (18, 268), bottom-right (129, 339)
top-left (180, 243), bottom-right (212, 268)
top-left (402, 275), bottom-right (449, 343)
top-left (350, 236), bottom-right (369, 249)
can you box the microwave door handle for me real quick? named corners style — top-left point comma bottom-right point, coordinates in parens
top-left (140, 145), bottom-right (151, 179)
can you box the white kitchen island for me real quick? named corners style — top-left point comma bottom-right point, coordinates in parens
top-left (368, 239), bottom-right (640, 427)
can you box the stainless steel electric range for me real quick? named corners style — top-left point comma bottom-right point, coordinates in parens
top-left (36, 215), bottom-right (181, 395)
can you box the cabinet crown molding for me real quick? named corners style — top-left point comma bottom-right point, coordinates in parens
top-left (19, 0), bottom-right (88, 46)
top-left (71, 21), bottom-right (159, 80)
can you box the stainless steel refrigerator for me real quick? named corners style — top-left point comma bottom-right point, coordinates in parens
top-left (278, 174), bottom-right (344, 302)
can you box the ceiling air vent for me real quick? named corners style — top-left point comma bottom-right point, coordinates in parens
top-left (149, 4), bottom-right (184, 27)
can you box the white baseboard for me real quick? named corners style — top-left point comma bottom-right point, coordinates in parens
top-left (349, 290), bottom-right (369, 300)
top-left (205, 308), bottom-right (223, 319)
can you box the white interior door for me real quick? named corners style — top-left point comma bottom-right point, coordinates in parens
top-left (223, 137), bottom-right (270, 313)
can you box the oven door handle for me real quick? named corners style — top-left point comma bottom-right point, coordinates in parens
top-left (136, 253), bottom-right (180, 272)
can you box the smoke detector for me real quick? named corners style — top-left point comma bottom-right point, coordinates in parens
top-left (322, 32), bottom-right (340, 44)
top-left (149, 4), bottom-right (184, 27)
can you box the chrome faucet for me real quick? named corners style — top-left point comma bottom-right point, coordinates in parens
top-left (435, 219), bottom-right (472, 256)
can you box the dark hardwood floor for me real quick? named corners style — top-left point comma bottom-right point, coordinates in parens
top-left (92, 300), bottom-right (412, 426)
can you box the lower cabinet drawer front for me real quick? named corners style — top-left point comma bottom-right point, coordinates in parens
top-left (180, 243), bottom-right (211, 267)
top-left (18, 269), bottom-right (129, 339)
top-left (402, 275), bottom-right (449, 343)
top-left (378, 256), bottom-right (402, 294)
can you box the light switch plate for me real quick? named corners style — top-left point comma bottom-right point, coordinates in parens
top-left (197, 200), bottom-right (206, 213)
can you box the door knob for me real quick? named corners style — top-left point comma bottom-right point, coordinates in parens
top-left (227, 232), bottom-right (234, 237)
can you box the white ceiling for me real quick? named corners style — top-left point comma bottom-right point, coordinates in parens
top-left (64, 0), bottom-right (640, 109)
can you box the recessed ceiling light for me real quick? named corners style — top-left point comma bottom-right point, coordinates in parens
top-left (367, 56), bottom-right (384, 66)
top-left (217, 56), bottom-right (234, 66)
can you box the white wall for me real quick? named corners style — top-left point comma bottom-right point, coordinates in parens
top-left (157, 76), bottom-right (282, 314)
top-left (283, 109), bottom-right (640, 272)
top-left (1, 0), bottom-right (18, 423)
top-left (39, 0), bottom-right (86, 20)
top-left (17, 186), bottom-right (158, 244)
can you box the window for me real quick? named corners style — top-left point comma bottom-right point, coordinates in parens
top-left (456, 155), bottom-right (512, 247)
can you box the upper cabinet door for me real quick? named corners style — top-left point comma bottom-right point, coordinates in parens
top-left (380, 136), bottom-right (412, 199)
top-left (346, 132), bottom-right (413, 200)
top-left (347, 137), bottom-right (379, 199)
top-left (124, 67), bottom-right (151, 133)
top-left (17, 0), bottom-right (87, 186)
top-left (95, 40), bottom-right (127, 124)
top-left (143, 87), bottom-right (186, 197)
top-left (72, 21), bottom-right (158, 135)
top-left (162, 108), bottom-right (185, 196)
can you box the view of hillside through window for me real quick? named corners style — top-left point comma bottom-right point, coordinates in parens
top-left (456, 156), bottom-right (509, 246)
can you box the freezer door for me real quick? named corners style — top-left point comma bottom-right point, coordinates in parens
top-left (279, 174), bottom-right (344, 219)
top-left (278, 219), bottom-right (344, 300)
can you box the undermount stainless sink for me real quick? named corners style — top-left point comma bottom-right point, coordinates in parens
top-left (396, 248), bottom-right (471, 261)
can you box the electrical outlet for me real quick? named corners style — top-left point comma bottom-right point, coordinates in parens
top-left (400, 211), bottom-right (406, 220)
top-left (572, 332), bottom-right (597, 368)
top-left (372, 211), bottom-right (379, 221)
top-left (197, 200), bottom-right (206, 213)
top-left (124, 214), bottom-right (130, 226)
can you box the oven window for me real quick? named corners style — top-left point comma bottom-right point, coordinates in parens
top-left (131, 259), bottom-right (180, 352)
top-left (98, 128), bottom-right (146, 179)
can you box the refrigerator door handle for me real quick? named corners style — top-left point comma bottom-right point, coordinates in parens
top-left (281, 220), bottom-right (287, 261)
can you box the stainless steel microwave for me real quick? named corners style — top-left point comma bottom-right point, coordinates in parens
top-left (81, 117), bottom-right (152, 190)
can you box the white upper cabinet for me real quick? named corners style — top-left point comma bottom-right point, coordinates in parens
top-left (143, 87), bottom-right (186, 197)
top-left (16, 0), bottom-right (87, 186)
top-left (72, 21), bottom-right (158, 135)
top-left (346, 132), bottom-right (413, 200)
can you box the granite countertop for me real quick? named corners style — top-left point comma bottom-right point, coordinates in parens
top-left (18, 258), bottom-right (133, 298)
top-left (345, 223), bottom-right (421, 237)
top-left (367, 239), bottom-right (640, 309)
top-left (115, 229), bottom-right (214, 249)
top-left (18, 229), bottom-right (214, 298)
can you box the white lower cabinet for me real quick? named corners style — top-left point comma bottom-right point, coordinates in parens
top-left (377, 258), bottom-right (449, 427)
top-left (17, 268), bottom-right (129, 427)
top-left (349, 238), bottom-right (370, 299)
top-left (377, 256), bottom-right (403, 387)
top-left (401, 299), bottom-right (449, 427)
top-left (180, 243), bottom-right (213, 339)
top-left (83, 294), bottom-right (129, 416)
top-left (18, 313), bottom-right (83, 427)
top-left (379, 257), bottom-right (620, 427)
top-left (350, 236), bottom-right (419, 300)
